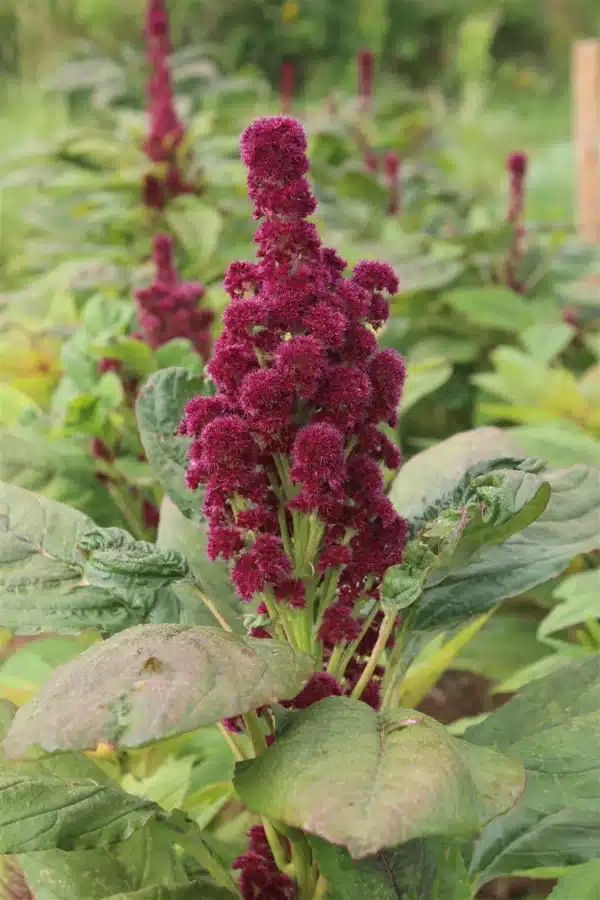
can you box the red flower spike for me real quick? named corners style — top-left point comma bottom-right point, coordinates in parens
top-left (135, 233), bottom-right (213, 359)
top-left (505, 150), bottom-right (529, 293)
top-left (143, 0), bottom-right (197, 208)
top-left (279, 60), bottom-right (295, 115)
top-left (385, 151), bottom-right (402, 215)
top-left (182, 115), bottom-right (407, 659)
top-left (358, 48), bottom-right (374, 111)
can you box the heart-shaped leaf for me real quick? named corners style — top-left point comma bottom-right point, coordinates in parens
top-left (466, 653), bottom-right (600, 883)
top-left (309, 836), bottom-right (471, 900)
top-left (234, 696), bottom-right (524, 858)
top-left (4, 624), bottom-right (313, 754)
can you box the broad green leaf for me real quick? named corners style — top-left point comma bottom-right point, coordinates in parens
top-left (91, 337), bottom-right (154, 378)
top-left (473, 347), bottom-right (588, 422)
top-left (423, 465), bottom-right (550, 570)
top-left (18, 822), bottom-right (187, 900)
top-left (455, 613), bottom-right (550, 682)
top-left (0, 485), bottom-right (184, 635)
top-left (466, 654), bottom-right (600, 882)
top-left (520, 323), bottom-right (575, 364)
top-left (389, 427), bottom-right (524, 529)
top-left (234, 696), bottom-right (524, 859)
top-left (547, 860), bottom-right (600, 899)
top-left (0, 482), bottom-right (129, 634)
top-left (153, 341), bottom-right (203, 375)
top-left (166, 203), bottom-right (222, 265)
top-left (0, 753), bottom-right (157, 854)
top-left (400, 358), bottom-right (452, 415)
top-left (414, 465), bottom-right (600, 633)
top-left (0, 385), bottom-right (40, 426)
top-left (0, 634), bottom-right (99, 707)
top-left (79, 527), bottom-right (187, 603)
top-left (157, 497), bottom-right (242, 633)
top-left (0, 428), bottom-right (119, 525)
top-left (539, 570), bottom-right (600, 641)
top-left (310, 836), bottom-right (471, 900)
top-left (445, 287), bottom-right (535, 332)
top-left (508, 422), bottom-right (600, 469)
top-left (4, 624), bottom-right (313, 754)
top-left (136, 368), bottom-right (205, 521)
top-left (121, 756), bottom-right (195, 813)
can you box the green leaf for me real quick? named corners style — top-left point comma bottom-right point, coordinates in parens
top-left (4, 624), bottom-right (313, 753)
top-left (423, 465), bottom-right (550, 572)
top-left (546, 860), bottom-right (600, 899)
top-left (234, 696), bottom-right (524, 858)
top-left (508, 422), bottom-right (600, 469)
top-left (166, 203), bottom-right (222, 265)
top-left (0, 482), bottom-right (130, 635)
top-left (381, 540), bottom-right (437, 611)
top-left (0, 634), bottom-right (99, 707)
top-left (92, 337), bottom-right (154, 377)
top-left (0, 385), bottom-right (40, 427)
top-left (0, 485), bottom-right (183, 635)
top-left (445, 287), bottom-right (535, 332)
top-left (0, 754), bottom-right (157, 853)
top-left (389, 427), bottom-right (525, 529)
top-left (18, 821), bottom-right (187, 900)
top-left (415, 464), bottom-right (600, 634)
top-left (466, 653), bottom-right (600, 882)
top-left (310, 836), bottom-right (471, 900)
top-left (0, 427), bottom-right (117, 525)
top-left (539, 569), bottom-right (600, 641)
top-left (157, 496), bottom-right (242, 632)
top-left (153, 341), bottom-right (203, 375)
top-left (454, 614), bottom-right (550, 682)
top-left (401, 358), bottom-right (453, 415)
top-left (520, 323), bottom-right (575, 364)
top-left (136, 368), bottom-right (205, 522)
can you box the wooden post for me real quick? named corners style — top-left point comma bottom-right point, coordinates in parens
top-left (573, 39), bottom-right (600, 244)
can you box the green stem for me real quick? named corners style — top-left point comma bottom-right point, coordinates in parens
top-left (243, 710), bottom-right (267, 756)
top-left (263, 818), bottom-right (289, 872)
top-left (586, 618), bottom-right (600, 650)
top-left (217, 723), bottom-right (247, 762)
top-left (192, 583), bottom-right (232, 632)
top-left (289, 833), bottom-right (313, 900)
top-left (160, 814), bottom-right (241, 897)
top-left (350, 609), bottom-right (396, 701)
top-left (314, 874), bottom-right (329, 898)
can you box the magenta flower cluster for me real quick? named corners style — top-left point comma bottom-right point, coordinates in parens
top-left (233, 825), bottom-right (297, 900)
top-left (135, 233), bottom-right (214, 359)
top-left (142, 0), bottom-right (195, 210)
top-left (505, 150), bottom-right (528, 293)
top-left (181, 116), bottom-right (407, 665)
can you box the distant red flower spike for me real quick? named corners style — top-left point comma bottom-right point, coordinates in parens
top-left (358, 48), bottom-right (374, 111)
top-left (134, 233), bottom-right (213, 358)
top-left (279, 60), bottom-right (295, 114)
